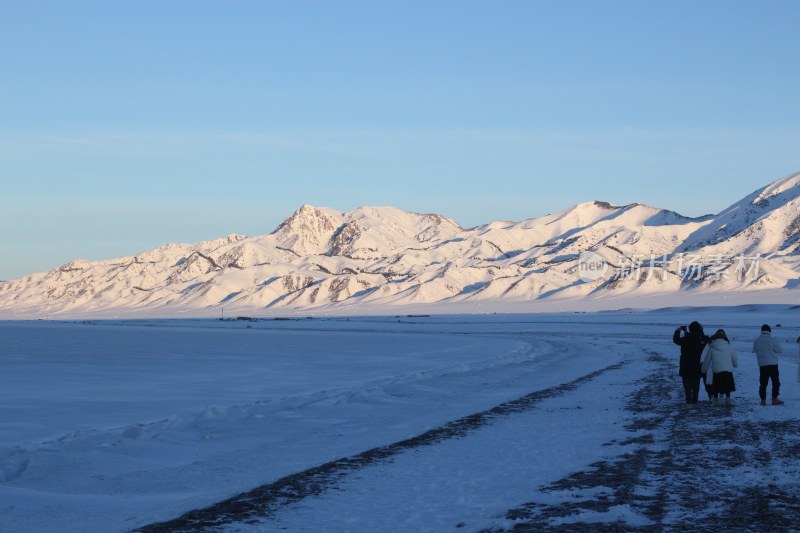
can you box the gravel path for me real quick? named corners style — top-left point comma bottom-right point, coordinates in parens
top-left (488, 352), bottom-right (800, 532)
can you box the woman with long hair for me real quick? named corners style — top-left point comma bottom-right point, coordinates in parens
top-left (701, 329), bottom-right (739, 405)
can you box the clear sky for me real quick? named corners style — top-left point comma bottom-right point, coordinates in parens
top-left (1, 0), bottom-right (799, 280)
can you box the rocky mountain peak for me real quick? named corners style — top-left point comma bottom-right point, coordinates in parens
top-left (271, 205), bottom-right (343, 255)
top-left (274, 205), bottom-right (338, 233)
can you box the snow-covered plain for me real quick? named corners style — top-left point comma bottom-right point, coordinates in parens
top-left (1, 306), bottom-right (799, 532)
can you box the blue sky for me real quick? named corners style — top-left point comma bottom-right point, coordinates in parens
top-left (1, 1), bottom-right (799, 280)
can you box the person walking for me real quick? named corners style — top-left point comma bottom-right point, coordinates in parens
top-left (673, 322), bottom-right (709, 404)
top-left (753, 324), bottom-right (784, 405)
top-left (701, 329), bottom-right (738, 406)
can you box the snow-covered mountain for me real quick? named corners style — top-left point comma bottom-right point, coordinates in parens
top-left (2, 172), bottom-right (800, 316)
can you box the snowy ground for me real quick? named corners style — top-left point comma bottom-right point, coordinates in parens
top-left (1, 306), bottom-right (799, 532)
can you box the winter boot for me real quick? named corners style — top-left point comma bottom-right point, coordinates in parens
top-left (772, 398), bottom-right (785, 406)
top-left (760, 398), bottom-right (767, 406)
top-left (725, 397), bottom-right (732, 406)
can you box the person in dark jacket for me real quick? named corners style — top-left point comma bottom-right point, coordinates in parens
top-left (673, 321), bottom-right (710, 404)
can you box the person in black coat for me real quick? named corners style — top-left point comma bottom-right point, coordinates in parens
top-left (673, 321), bottom-right (710, 404)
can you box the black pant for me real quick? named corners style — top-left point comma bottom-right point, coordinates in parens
top-left (701, 374), bottom-right (714, 400)
top-left (682, 376), bottom-right (701, 404)
top-left (759, 365), bottom-right (780, 399)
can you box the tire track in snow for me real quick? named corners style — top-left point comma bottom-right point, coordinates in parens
top-left (134, 359), bottom-right (627, 532)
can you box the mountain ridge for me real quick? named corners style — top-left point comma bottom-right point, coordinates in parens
top-left (2, 172), bottom-right (799, 316)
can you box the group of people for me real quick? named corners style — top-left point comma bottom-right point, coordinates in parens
top-left (673, 322), bottom-right (800, 406)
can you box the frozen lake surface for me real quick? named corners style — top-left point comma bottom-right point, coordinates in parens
top-left (1, 307), bottom-right (799, 532)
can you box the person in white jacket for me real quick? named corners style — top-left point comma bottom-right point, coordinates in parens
top-left (753, 324), bottom-right (784, 405)
top-left (701, 329), bottom-right (738, 405)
